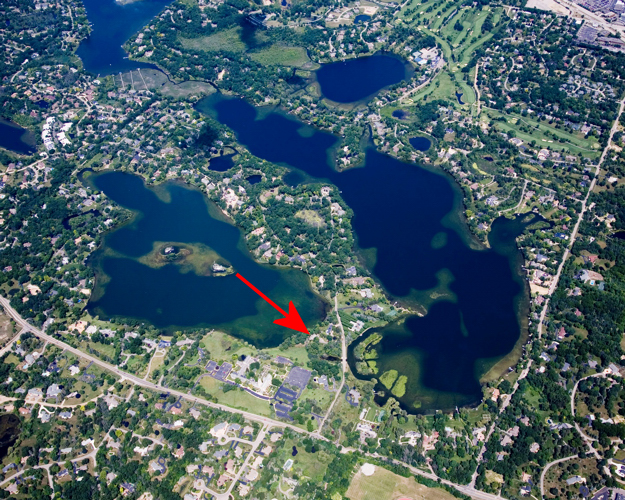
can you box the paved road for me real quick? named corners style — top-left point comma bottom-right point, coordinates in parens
top-left (366, 453), bottom-right (507, 500)
top-left (0, 328), bottom-right (25, 358)
top-left (0, 296), bottom-right (315, 439)
top-left (0, 295), bottom-right (512, 500)
top-left (468, 360), bottom-right (533, 488)
top-left (316, 295), bottom-right (347, 436)
top-left (540, 455), bottom-right (576, 498)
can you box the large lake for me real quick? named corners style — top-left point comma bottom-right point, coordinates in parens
top-left (85, 172), bottom-right (328, 348)
top-left (316, 53), bottom-right (411, 104)
top-left (77, 0), bottom-right (172, 75)
top-left (199, 95), bottom-right (530, 412)
top-left (74, 0), bottom-right (530, 410)
top-left (0, 119), bottom-right (37, 156)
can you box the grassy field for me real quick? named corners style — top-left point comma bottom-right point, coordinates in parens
top-left (199, 376), bottom-right (273, 417)
top-left (277, 437), bottom-right (333, 482)
top-left (395, 0), bottom-right (502, 114)
top-left (409, 70), bottom-right (458, 104)
top-left (81, 340), bottom-right (116, 360)
top-left (484, 108), bottom-right (600, 158)
top-left (346, 465), bottom-right (459, 500)
top-left (302, 387), bottom-right (337, 413)
top-left (125, 355), bottom-right (148, 378)
top-left (180, 28), bottom-right (247, 53)
top-left (249, 45), bottom-right (313, 68)
top-left (147, 351), bottom-right (166, 382)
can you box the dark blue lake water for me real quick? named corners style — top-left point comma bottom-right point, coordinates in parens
top-left (86, 172), bottom-right (328, 347)
top-left (77, 0), bottom-right (172, 75)
top-left (409, 136), bottom-right (431, 152)
top-left (199, 95), bottom-right (529, 412)
top-left (316, 54), bottom-right (411, 104)
top-left (0, 119), bottom-right (37, 156)
top-left (208, 154), bottom-right (236, 172)
top-left (354, 15), bottom-right (371, 23)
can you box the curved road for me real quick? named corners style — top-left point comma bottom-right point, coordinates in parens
top-left (540, 455), bottom-right (576, 499)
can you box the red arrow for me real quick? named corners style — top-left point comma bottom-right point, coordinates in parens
top-left (235, 273), bottom-right (309, 334)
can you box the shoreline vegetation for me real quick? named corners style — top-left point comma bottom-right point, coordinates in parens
top-left (137, 242), bottom-right (235, 277)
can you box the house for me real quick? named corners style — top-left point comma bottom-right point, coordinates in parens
top-left (59, 411), bottom-right (72, 419)
top-left (500, 435), bottom-right (514, 447)
top-left (149, 460), bottom-right (166, 474)
top-left (27, 388), bottom-right (43, 398)
top-left (46, 384), bottom-right (62, 398)
top-left (565, 475), bottom-right (585, 485)
top-left (173, 446), bottom-right (184, 459)
top-left (121, 483), bottom-right (136, 496)
top-left (607, 364), bottom-right (622, 376)
top-left (579, 269), bottom-right (604, 284)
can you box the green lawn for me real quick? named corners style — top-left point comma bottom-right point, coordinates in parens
top-left (409, 70), bottom-right (457, 103)
top-left (485, 108), bottom-right (600, 158)
top-left (179, 28), bottom-right (247, 53)
top-left (262, 344), bottom-right (310, 365)
top-left (396, 1), bottom-right (501, 113)
top-left (277, 438), bottom-right (333, 481)
top-left (249, 45), bottom-right (313, 68)
top-left (199, 376), bottom-right (273, 417)
top-left (81, 340), bottom-right (116, 360)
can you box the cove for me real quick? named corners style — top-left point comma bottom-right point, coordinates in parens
top-left (77, 0), bottom-right (172, 75)
top-left (316, 53), bottom-right (412, 104)
top-left (86, 172), bottom-right (328, 348)
top-left (202, 94), bottom-right (530, 412)
top-left (0, 118), bottom-right (37, 156)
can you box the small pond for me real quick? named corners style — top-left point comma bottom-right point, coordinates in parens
top-left (456, 92), bottom-right (464, 105)
top-left (354, 14), bottom-right (371, 23)
top-left (246, 175), bottom-right (262, 185)
top-left (408, 136), bottom-right (432, 152)
top-left (208, 154), bottom-right (235, 172)
top-left (392, 109), bottom-right (409, 120)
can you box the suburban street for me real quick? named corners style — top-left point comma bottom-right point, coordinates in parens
top-left (0, 295), bottom-right (512, 500)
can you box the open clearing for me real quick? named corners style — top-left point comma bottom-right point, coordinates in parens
top-left (249, 45), bottom-right (314, 68)
top-left (180, 28), bottom-right (247, 53)
top-left (484, 108), bottom-right (600, 158)
top-left (295, 209), bottom-right (325, 228)
top-left (345, 466), bottom-right (458, 500)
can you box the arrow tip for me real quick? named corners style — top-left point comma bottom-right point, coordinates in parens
top-left (273, 301), bottom-right (309, 335)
